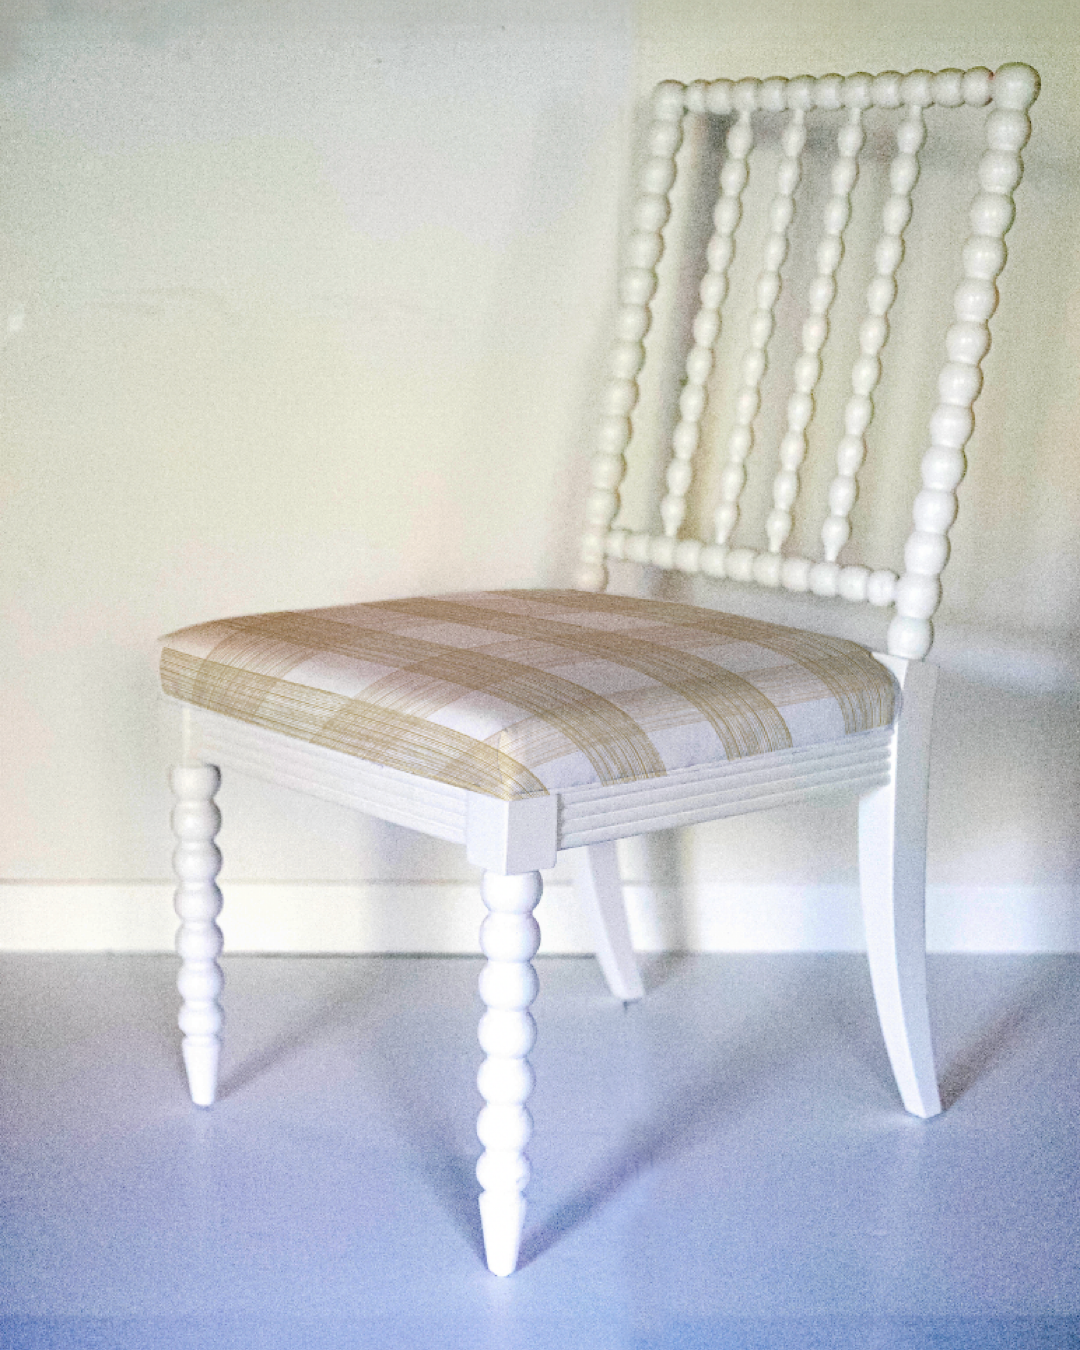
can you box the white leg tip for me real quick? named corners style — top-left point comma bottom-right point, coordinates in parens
top-left (612, 968), bottom-right (645, 1003)
top-left (479, 1192), bottom-right (526, 1277)
top-left (183, 1040), bottom-right (219, 1107)
top-left (901, 1081), bottom-right (943, 1119)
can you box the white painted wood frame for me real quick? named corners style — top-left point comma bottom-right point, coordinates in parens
top-left (167, 63), bottom-right (1038, 1276)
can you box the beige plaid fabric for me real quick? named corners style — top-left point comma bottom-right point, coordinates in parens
top-left (160, 590), bottom-right (898, 801)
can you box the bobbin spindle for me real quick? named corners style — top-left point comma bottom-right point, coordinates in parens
top-left (764, 103), bottom-right (865, 561)
top-left (658, 106), bottom-right (755, 539)
top-left (713, 102), bottom-right (807, 549)
top-left (888, 62), bottom-right (1038, 658)
top-left (820, 99), bottom-right (928, 566)
top-left (577, 81), bottom-right (686, 591)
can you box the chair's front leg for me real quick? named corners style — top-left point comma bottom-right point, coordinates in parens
top-left (170, 763), bottom-right (225, 1107)
top-left (476, 870), bottom-right (542, 1276)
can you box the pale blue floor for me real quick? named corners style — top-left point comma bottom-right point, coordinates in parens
top-left (1, 953), bottom-right (1078, 1349)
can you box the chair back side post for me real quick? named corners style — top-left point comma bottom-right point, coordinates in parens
top-left (577, 65), bottom-right (1039, 661)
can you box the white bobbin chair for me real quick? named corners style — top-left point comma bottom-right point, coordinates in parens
top-left (159, 63), bottom-right (1039, 1277)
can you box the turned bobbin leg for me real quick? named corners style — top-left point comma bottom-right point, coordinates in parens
top-left (476, 870), bottom-right (542, 1277)
top-left (170, 763), bottom-right (225, 1107)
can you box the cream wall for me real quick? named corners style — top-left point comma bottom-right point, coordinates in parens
top-left (1, 0), bottom-right (1076, 953)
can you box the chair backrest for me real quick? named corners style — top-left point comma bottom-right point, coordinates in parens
top-left (577, 65), bottom-right (1039, 659)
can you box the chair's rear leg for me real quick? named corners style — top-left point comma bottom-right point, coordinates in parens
top-left (170, 762), bottom-right (225, 1107)
top-left (476, 870), bottom-right (542, 1276)
top-left (857, 660), bottom-right (941, 1119)
top-left (572, 841), bottom-right (644, 1002)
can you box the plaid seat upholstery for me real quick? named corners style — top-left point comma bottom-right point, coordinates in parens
top-left (160, 590), bottom-right (899, 801)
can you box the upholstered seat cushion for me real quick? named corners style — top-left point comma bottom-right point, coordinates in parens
top-left (160, 589), bottom-right (898, 801)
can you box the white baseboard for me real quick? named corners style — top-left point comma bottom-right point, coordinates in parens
top-left (0, 880), bottom-right (1077, 954)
